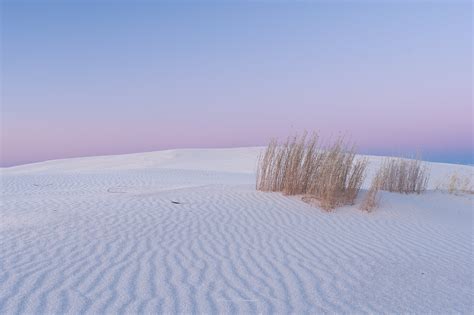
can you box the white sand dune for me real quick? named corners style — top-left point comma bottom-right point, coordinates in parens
top-left (1, 148), bottom-right (472, 314)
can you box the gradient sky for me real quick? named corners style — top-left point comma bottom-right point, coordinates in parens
top-left (1, 0), bottom-right (472, 166)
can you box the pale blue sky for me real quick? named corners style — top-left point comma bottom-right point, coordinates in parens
top-left (1, 1), bottom-right (472, 166)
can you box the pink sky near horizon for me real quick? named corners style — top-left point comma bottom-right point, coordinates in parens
top-left (3, 111), bottom-right (471, 166)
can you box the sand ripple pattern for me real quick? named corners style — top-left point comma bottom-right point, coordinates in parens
top-left (1, 169), bottom-right (472, 314)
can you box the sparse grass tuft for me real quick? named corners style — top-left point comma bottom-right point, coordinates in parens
top-left (360, 172), bottom-right (382, 212)
top-left (377, 156), bottom-right (429, 194)
top-left (256, 132), bottom-right (368, 210)
top-left (436, 172), bottom-right (473, 194)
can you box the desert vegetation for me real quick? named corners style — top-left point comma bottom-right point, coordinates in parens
top-left (376, 157), bottom-right (429, 194)
top-left (256, 133), bottom-right (367, 210)
top-left (257, 133), bottom-right (433, 211)
top-left (360, 172), bottom-right (382, 212)
top-left (436, 172), bottom-right (473, 194)
top-left (359, 156), bottom-right (429, 212)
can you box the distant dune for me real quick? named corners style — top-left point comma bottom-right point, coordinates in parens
top-left (1, 148), bottom-right (472, 313)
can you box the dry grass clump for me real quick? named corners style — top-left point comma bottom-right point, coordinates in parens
top-left (360, 172), bottom-right (382, 212)
top-left (436, 172), bottom-right (473, 194)
top-left (377, 157), bottom-right (429, 194)
top-left (256, 133), bottom-right (368, 210)
top-left (360, 155), bottom-right (429, 212)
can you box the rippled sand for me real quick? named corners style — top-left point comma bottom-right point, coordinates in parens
top-left (1, 148), bottom-right (472, 314)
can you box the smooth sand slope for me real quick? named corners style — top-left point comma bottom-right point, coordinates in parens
top-left (1, 148), bottom-right (473, 314)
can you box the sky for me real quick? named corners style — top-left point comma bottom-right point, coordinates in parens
top-left (1, 0), bottom-right (472, 166)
